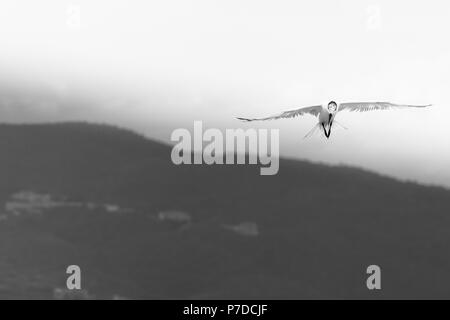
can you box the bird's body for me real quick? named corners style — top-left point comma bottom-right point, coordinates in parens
top-left (237, 101), bottom-right (431, 139)
top-left (318, 106), bottom-right (333, 126)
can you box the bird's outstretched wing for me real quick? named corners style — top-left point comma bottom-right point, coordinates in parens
top-left (338, 102), bottom-right (431, 113)
top-left (237, 105), bottom-right (322, 122)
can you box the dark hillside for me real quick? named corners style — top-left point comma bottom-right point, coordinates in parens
top-left (0, 122), bottom-right (449, 299)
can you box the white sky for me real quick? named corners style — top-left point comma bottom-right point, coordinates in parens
top-left (0, 0), bottom-right (449, 187)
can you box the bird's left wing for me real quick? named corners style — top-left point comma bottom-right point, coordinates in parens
top-left (237, 105), bottom-right (322, 122)
top-left (338, 102), bottom-right (431, 113)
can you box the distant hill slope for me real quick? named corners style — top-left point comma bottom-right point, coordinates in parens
top-left (0, 122), bottom-right (449, 299)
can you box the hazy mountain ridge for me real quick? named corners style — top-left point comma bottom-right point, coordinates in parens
top-left (0, 122), bottom-right (449, 299)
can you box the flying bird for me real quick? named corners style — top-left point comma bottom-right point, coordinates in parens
top-left (237, 101), bottom-right (431, 139)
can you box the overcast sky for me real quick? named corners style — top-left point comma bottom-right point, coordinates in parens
top-left (1, 0), bottom-right (449, 187)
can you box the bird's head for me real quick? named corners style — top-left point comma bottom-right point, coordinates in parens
top-left (327, 101), bottom-right (338, 112)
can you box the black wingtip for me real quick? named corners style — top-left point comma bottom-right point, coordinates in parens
top-left (236, 117), bottom-right (251, 122)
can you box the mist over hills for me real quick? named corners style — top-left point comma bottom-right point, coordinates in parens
top-left (0, 122), bottom-right (449, 299)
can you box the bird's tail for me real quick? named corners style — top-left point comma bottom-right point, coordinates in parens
top-left (333, 120), bottom-right (348, 130)
top-left (303, 123), bottom-right (322, 139)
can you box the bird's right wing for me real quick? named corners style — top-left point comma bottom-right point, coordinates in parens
top-left (338, 102), bottom-right (431, 113)
top-left (237, 105), bottom-right (322, 122)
